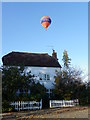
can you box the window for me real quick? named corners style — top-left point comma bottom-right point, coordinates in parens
top-left (47, 74), bottom-right (50, 80)
top-left (16, 89), bottom-right (20, 95)
top-left (43, 74), bottom-right (46, 80)
top-left (39, 73), bottom-right (42, 80)
top-left (25, 89), bottom-right (28, 93)
top-left (20, 89), bottom-right (23, 93)
top-left (39, 73), bottom-right (50, 80)
top-left (50, 89), bottom-right (52, 92)
top-left (19, 89), bottom-right (30, 94)
top-left (46, 89), bottom-right (49, 92)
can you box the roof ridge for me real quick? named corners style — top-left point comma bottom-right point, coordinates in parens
top-left (11, 51), bottom-right (48, 55)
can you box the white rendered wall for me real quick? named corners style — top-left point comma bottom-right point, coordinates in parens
top-left (24, 66), bottom-right (61, 90)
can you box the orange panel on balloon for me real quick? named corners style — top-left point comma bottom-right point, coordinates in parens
top-left (41, 16), bottom-right (50, 20)
top-left (41, 22), bottom-right (50, 28)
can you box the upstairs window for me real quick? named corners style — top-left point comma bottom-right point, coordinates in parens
top-left (43, 74), bottom-right (47, 80)
top-left (39, 73), bottom-right (50, 80)
top-left (39, 73), bottom-right (42, 80)
top-left (47, 74), bottom-right (50, 80)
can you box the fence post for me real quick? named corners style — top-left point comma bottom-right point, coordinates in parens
top-left (40, 99), bottom-right (42, 109)
top-left (76, 99), bottom-right (79, 105)
top-left (14, 102), bottom-right (16, 110)
top-left (62, 100), bottom-right (65, 107)
top-left (19, 101), bottom-right (20, 111)
top-left (49, 100), bottom-right (51, 108)
top-left (21, 101), bottom-right (23, 110)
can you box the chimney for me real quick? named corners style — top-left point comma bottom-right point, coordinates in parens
top-left (52, 49), bottom-right (58, 60)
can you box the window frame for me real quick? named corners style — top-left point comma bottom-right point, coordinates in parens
top-left (39, 73), bottom-right (50, 81)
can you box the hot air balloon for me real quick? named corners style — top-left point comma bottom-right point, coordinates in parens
top-left (40, 16), bottom-right (51, 30)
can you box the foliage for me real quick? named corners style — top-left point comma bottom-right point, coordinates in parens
top-left (2, 66), bottom-right (31, 101)
top-left (53, 50), bottom-right (88, 105)
top-left (62, 50), bottom-right (71, 69)
top-left (42, 93), bottom-right (49, 108)
top-left (2, 66), bottom-right (46, 112)
top-left (88, 81), bottom-right (90, 105)
top-left (30, 81), bottom-right (46, 101)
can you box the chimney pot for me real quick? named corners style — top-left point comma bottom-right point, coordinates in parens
top-left (52, 50), bottom-right (58, 60)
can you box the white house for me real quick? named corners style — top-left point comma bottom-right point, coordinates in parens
top-left (2, 50), bottom-right (61, 96)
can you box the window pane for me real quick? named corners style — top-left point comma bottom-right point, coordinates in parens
top-left (44, 74), bottom-right (46, 80)
top-left (47, 74), bottom-right (50, 80)
top-left (46, 89), bottom-right (48, 92)
top-left (50, 89), bottom-right (52, 92)
top-left (39, 73), bottom-right (42, 80)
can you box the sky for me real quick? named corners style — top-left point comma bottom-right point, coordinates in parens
top-left (1, 2), bottom-right (88, 79)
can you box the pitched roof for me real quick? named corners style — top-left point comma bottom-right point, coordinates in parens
top-left (2, 51), bottom-right (61, 68)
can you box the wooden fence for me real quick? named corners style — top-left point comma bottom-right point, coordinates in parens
top-left (10, 99), bottom-right (79, 111)
top-left (10, 99), bottom-right (42, 111)
top-left (50, 99), bottom-right (79, 108)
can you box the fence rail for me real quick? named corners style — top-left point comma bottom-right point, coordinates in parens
top-left (10, 99), bottom-right (42, 111)
top-left (11, 99), bottom-right (79, 111)
top-left (50, 99), bottom-right (79, 108)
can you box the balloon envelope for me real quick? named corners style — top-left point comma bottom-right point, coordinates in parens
top-left (40, 16), bottom-right (51, 29)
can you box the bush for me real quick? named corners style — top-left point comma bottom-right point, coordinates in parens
top-left (2, 100), bottom-right (14, 112)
